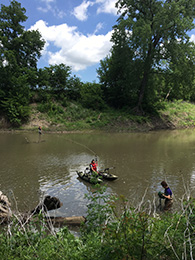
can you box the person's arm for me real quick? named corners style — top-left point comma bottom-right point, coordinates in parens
top-left (163, 194), bottom-right (171, 199)
top-left (90, 164), bottom-right (94, 172)
top-left (163, 188), bottom-right (172, 199)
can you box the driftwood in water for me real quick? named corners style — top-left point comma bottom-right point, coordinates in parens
top-left (0, 192), bottom-right (86, 227)
top-left (21, 215), bottom-right (86, 227)
top-left (0, 191), bottom-right (12, 223)
top-left (30, 197), bottom-right (86, 226)
top-left (44, 216), bottom-right (86, 227)
top-left (31, 195), bottom-right (63, 215)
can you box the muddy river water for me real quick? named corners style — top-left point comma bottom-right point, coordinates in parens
top-left (0, 129), bottom-right (195, 217)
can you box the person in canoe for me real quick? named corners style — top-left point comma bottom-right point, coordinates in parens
top-left (89, 159), bottom-right (98, 175)
top-left (159, 181), bottom-right (173, 211)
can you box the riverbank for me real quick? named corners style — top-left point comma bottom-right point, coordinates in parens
top-left (1, 187), bottom-right (194, 260)
top-left (1, 100), bottom-right (195, 132)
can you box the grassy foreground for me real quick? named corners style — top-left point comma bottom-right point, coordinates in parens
top-left (0, 186), bottom-right (194, 260)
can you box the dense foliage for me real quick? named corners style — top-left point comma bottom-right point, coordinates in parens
top-left (0, 0), bottom-right (45, 125)
top-left (97, 0), bottom-right (195, 113)
top-left (0, 186), bottom-right (194, 260)
top-left (1, 0), bottom-right (195, 126)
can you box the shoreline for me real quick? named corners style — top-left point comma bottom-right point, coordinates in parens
top-left (0, 122), bottom-right (193, 134)
top-left (1, 100), bottom-right (195, 133)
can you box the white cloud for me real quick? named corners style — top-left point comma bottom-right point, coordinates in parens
top-left (96, 0), bottom-right (117, 15)
top-left (73, 0), bottom-right (117, 21)
top-left (39, 0), bottom-right (56, 5)
top-left (93, 22), bottom-right (104, 34)
top-left (37, 0), bottom-right (65, 19)
top-left (37, 7), bottom-right (48, 13)
top-left (190, 34), bottom-right (195, 43)
top-left (73, 1), bottom-right (94, 21)
top-left (30, 20), bottom-right (113, 71)
top-left (41, 0), bottom-right (55, 2)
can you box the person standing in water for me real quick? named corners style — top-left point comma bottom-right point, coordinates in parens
top-left (38, 126), bottom-right (42, 134)
top-left (38, 126), bottom-right (42, 142)
top-left (160, 181), bottom-right (173, 211)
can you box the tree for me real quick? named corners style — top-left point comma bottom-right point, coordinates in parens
top-left (44, 64), bottom-right (71, 98)
top-left (66, 75), bottom-right (83, 101)
top-left (0, 1), bottom-right (44, 68)
top-left (80, 82), bottom-right (106, 110)
top-left (37, 64), bottom-right (82, 103)
top-left (99, 0), bottom-right (195, 113)
top-left (166, 41), bottom-right (195, 101)
top-left (0, 0), bottom-right (45, 125)
top-left (97, 27), bottom-right (142, 108)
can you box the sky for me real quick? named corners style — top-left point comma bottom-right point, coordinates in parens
top-left (1, 0), bottom-right (195, 83)
top-left (1, 0), bottom-right (119, 82)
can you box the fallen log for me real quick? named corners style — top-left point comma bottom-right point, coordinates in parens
top-left (20, 214), bottom-right (86, 227)
top-left (0, 191), bottom-right (86, 227)
top-left (45, 216), bottom-right (86, 227)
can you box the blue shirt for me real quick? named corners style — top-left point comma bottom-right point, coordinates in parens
top-left (165, 187), bottom-right (172, 200)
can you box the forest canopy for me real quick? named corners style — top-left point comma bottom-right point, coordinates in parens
top-left (97, 0), bottom-right (195, 112)
top-left (0, 0), bottom-right (195, 126)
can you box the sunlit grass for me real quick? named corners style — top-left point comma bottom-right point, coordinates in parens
top-left (23, 100), bottom-right (195, 132)
top-left (160, 100), bottom-right (195, 127)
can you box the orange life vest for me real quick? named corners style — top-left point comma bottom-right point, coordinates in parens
top-left (90, 162), bottom-right (97, 171)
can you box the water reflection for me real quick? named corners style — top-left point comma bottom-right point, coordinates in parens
top-left (0, 130), bottom-right (195, 216)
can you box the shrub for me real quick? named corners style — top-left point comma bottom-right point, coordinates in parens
top-left (0, 188), bottom-right (194, 260)
top-left (80, 82), bottom-right (106, 110)
top-left (1, 94), bottom-right (31, 126)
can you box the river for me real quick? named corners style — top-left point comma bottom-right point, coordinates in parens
top-left (0, 129), bottom-right (195, 217)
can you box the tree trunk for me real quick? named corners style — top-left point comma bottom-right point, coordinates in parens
top-left (136, 72), bottom-right (149, 114)
top-left (135, 45), bottom-right (153, 114)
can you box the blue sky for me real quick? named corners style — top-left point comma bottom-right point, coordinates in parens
top-left (1, 0), bottom-right (119, 82)
top-left (1, 0), bottom-right (195, 83)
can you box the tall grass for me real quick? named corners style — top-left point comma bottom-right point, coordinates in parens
top-left (0, 185), bottom-right (194, 260)
top-left (35, 101), bottom-right (150, 131)
top-left (160, 100), bottom-right (195, 127)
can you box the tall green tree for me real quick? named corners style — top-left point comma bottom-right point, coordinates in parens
top-left (98, 27), bottom-right (142, 108)
top-left (44, 64), bottom-right (71, 97)
top-left (37, 64), bottom-right (82, 102)
top-left (98, 0), bottom-right (195, 113)
top-left (0, 0), bottom-right (45, 125)
top-left (80, 82), bottom-right (105, 110)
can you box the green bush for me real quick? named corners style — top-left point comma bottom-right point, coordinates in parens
top-left (1, 186), bottom-right (194, 260)
top-left (1, 94), bottom-right (31, 126)
top-left (80, 82), bottom-right (106, 111)
top-left (37, 102), bottom-right (64, 115)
